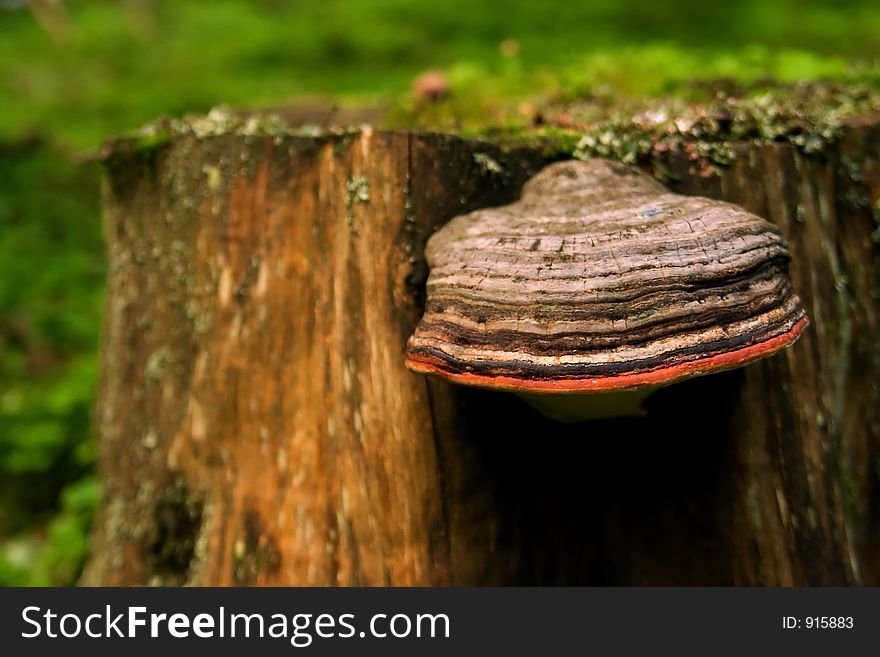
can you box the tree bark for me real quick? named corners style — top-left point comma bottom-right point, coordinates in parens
top-left (82, 120), bottom-right (880, 586)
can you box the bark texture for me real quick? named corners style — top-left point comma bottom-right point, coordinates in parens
top-left (83, 120), bottom-right (880, 586)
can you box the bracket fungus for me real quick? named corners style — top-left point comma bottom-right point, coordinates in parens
top-left (405, 159), bottom-right (808, 422)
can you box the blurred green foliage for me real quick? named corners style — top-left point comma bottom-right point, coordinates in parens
top-left (0, 142), bottom-right (102, 586)
top-left (3, 0), bottom-right (880, 148)
top-left (0, 0), bottom-right (878, 586)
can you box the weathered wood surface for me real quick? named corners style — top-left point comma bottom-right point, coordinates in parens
top-left (83, 120), bottom-right (880, 586)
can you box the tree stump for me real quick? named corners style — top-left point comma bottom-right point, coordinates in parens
top-left (82, 117), bottom-right (880, 586)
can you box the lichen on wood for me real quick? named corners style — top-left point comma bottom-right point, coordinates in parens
top-left (395, 80), bottom-right (880, 176)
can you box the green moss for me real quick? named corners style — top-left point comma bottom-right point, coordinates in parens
top-left (0, 140), bottom-right (102, 586)
top-left (4, 2), bottom-right (880, 150)
top-left (567, 82), bottom-right (873, 169)
top-left (409, 80), bottom-right (880, 172)
top-left (130, 128), bottom-right (174, 156)
top-left (107, 79), bottom-right (880, 179)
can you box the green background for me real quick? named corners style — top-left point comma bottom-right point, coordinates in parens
top-left (1, 0), bottom-right (878, 585)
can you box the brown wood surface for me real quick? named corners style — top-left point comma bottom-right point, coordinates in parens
top-left (83, 121), bottom-right (880, 586)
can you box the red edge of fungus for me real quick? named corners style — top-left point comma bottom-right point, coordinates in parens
top-left (406, 315), bottom-right (809, 394)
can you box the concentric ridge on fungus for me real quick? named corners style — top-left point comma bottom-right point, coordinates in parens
top-left (405, 159), bottom-right (808, 394)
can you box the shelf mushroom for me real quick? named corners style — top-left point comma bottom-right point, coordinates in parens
top-left (405, 159), bottom-right (808, 421)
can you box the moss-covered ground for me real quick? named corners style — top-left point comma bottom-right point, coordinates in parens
top-left (1, 0), bottom-right (879, 585)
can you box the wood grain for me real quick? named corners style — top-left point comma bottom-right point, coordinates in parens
top-left (84, 121), bottom-right (879, 586)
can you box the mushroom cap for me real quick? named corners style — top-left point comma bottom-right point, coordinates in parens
top-left (405, 159), bottom-right (808, 394)
top-left (412, 70), bottom-right (451, 102)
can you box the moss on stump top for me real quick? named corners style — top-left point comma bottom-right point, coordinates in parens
top-left (106, 80), bottom-right (880, 176)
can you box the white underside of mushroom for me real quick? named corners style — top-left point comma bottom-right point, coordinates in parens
top-left (516, 387), bottom-right (657, 423)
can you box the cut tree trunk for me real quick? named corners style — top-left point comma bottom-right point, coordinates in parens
top-left (82, 120), bottom-right (880, 586)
